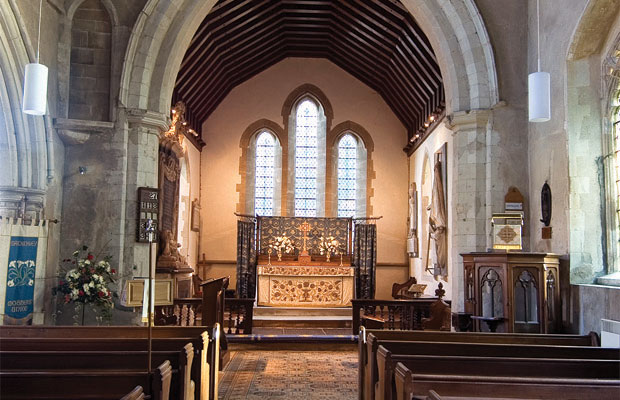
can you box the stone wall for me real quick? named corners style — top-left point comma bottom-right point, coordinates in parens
top-left (69, 0), bottom-right (111, 121)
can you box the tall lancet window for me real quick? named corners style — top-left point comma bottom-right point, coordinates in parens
top-left (338, 134), bottom-right (357, 217)
top-left (255, 131), bottom-right (276, 216)
top-left (295, 99), bottom-right (319, 216)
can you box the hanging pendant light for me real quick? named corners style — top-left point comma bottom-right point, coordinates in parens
top-left (528, 0), bottom-right (550, 122)
top-left (22, 0), bottom-right (48, 115)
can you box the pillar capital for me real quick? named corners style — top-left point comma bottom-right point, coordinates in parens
top-left (447, 109), bottom-right (492, 133)
top-left (126, 108), bottom-right (169, 133)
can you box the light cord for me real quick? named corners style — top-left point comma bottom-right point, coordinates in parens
top-left (536, 0), bottom-right (541, 72)
top-left (36, 0), bottom-right (42, 63)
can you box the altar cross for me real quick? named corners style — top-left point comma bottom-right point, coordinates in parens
top-left (299, 221), bottom-right (311, 256)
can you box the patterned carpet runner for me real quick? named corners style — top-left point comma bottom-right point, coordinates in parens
top-left (218, 349), bottom-right (358, 399)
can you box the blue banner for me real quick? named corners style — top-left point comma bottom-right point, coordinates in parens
top-left (4, 236), bottom-right (38, 324)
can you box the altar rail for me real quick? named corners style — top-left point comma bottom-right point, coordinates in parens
top-left (351, 298), bottom-right (449, 334)
top-left (225, 298), bottom-right (254, 334)
top-left (155, 297), bottom-right (255, 335)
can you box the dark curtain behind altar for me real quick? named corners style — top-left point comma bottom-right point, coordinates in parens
top-left (353, 223), bottom-right (377, 299)
top-left (236, 221), bottom-right (256, 298)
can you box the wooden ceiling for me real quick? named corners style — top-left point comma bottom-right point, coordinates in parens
top-left (173, 0), bottom-right (445, 148)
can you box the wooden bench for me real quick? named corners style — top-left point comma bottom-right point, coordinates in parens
top-left (0, 360), bottom-right (172, 400)
top-left (0, 325), bottom-right (221, 400)
top-left (394, 362), bottom-right (620, 400)
top-left (377, 346), bottom-right (620, 400)
top-left (359, 327), bottom-right (602, 400)
top-left (0, 345), bottom-right (194, 400)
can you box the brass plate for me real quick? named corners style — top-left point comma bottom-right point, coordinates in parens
top-left (122, 279), bottom-right (174, 306)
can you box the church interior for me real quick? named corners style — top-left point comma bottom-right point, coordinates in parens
top-left (1, 0), bottom-right (619, 399)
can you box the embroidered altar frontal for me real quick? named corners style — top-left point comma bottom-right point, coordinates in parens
top-left (257, 265), bottom-right (354, 307)
top-left (258, 216), bottom-right (351, 255)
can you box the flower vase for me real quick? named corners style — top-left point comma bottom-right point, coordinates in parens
top-left (277, 250), bottom-right (282, 261)
top-left (326, 252), bottom-right (331, 262)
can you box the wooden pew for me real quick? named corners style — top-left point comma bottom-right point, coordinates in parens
top-left (0, 324), bottom-right (221, 400)
top-left (0, 344), bottom-right (194, 400)
top-left (394, 362), bottom-right (620, 400)
top-left (367, 336), bottom-right (620, 398)
top-left (377, 346), bottom-right (620, 400)
top-left (358, 327), bottom-right (602, 400)
top-left (0, 360), bottom-right (172, 400)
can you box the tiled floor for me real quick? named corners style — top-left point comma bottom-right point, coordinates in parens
top-left (218, 349), bottom-right (358, 399)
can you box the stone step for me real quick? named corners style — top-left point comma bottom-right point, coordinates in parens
top-left (252, 317), bottom-right (351, 328)
top-left (253, 306), bottom-right (352, 317)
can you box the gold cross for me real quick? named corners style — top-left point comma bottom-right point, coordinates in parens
top-left (299, 221), bottom-right (311, 256)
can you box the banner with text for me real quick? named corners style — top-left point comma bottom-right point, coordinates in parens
top-left (4, 236), bottom-right (38, 324)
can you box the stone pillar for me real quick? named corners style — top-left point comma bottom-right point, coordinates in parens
top-left (122, 109), bottom-right (168, 278)
top-left (447, 109), bottom-right (491, 311)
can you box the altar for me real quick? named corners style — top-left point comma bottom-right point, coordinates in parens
top-left (254, 216), bottom-right (355, 307)
top-left (257, 262), bottom-right (354, 307)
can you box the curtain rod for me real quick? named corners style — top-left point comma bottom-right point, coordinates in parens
top-left (234, 212), bottom-right (256, 218)
top-left (234, 213), bottom-right (382, 221)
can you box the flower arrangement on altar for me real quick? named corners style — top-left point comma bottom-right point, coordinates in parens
top-left (52, 246), bottom-right (117, 324)
top-left (269, 236), bottom-right (295, 261)
top-left (319, 236), bottom-right (340, 262)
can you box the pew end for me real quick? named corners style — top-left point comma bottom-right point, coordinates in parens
top-left (121, 386), bottom-right (145, 400)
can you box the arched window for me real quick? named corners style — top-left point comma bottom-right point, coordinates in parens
top-left (255, 131), bottom-right (277, 216)
top-left (294, 99), bottom-right (319, 216)
top-left (337, 134), bottom-right (357, 217)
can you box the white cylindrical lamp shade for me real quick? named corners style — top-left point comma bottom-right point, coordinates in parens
top-left (22, 63), bottom-right (48, 115)
top-left (528, 71), bottom-right (550, 122)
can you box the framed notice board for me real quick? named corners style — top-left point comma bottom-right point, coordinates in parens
top-left (137, 187), bottom-right (159, 242)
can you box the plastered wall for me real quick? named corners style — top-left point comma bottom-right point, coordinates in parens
top-left (199, 58), bottom-right (409, 297)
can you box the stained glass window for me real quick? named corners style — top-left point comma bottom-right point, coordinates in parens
top-left (295, 99), bottom-right (318, 217)
top-left (255, 131), bottom-right (276, 216)
top-left (338, 134), bottom-right (357, 217)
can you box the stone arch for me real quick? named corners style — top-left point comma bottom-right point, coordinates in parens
top-left (119, 0), bottom-right (498, 118)
top-left (281, 84), bottom-right (334, 130)
top-left (0, 1), bottom-right (50, 216)
top-left (564, 0), bottom-right (620, 283)
top-left (67, 0), bottom-right (119, 26)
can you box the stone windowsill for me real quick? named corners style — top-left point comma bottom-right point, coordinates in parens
top-left (596, 272), bottom-right (620, 287)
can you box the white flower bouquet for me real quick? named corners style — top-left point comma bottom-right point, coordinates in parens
top-left (270, 236), bottom-right (295, 254)
top-left (319, 236), bottom-right (340, 256)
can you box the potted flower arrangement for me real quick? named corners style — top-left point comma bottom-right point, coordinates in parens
top-left (52, 246), bottom-right (117, 325)
top-left (319, 236), bottom-right (340, 262)
top-left (270, 236), bottom-right (295, 261)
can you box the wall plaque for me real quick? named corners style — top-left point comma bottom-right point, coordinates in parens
top-left (137, 187), bottom-right (159, 243)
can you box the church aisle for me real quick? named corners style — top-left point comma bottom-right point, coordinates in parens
top-left (218, 349), bottom-right (358, 399)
